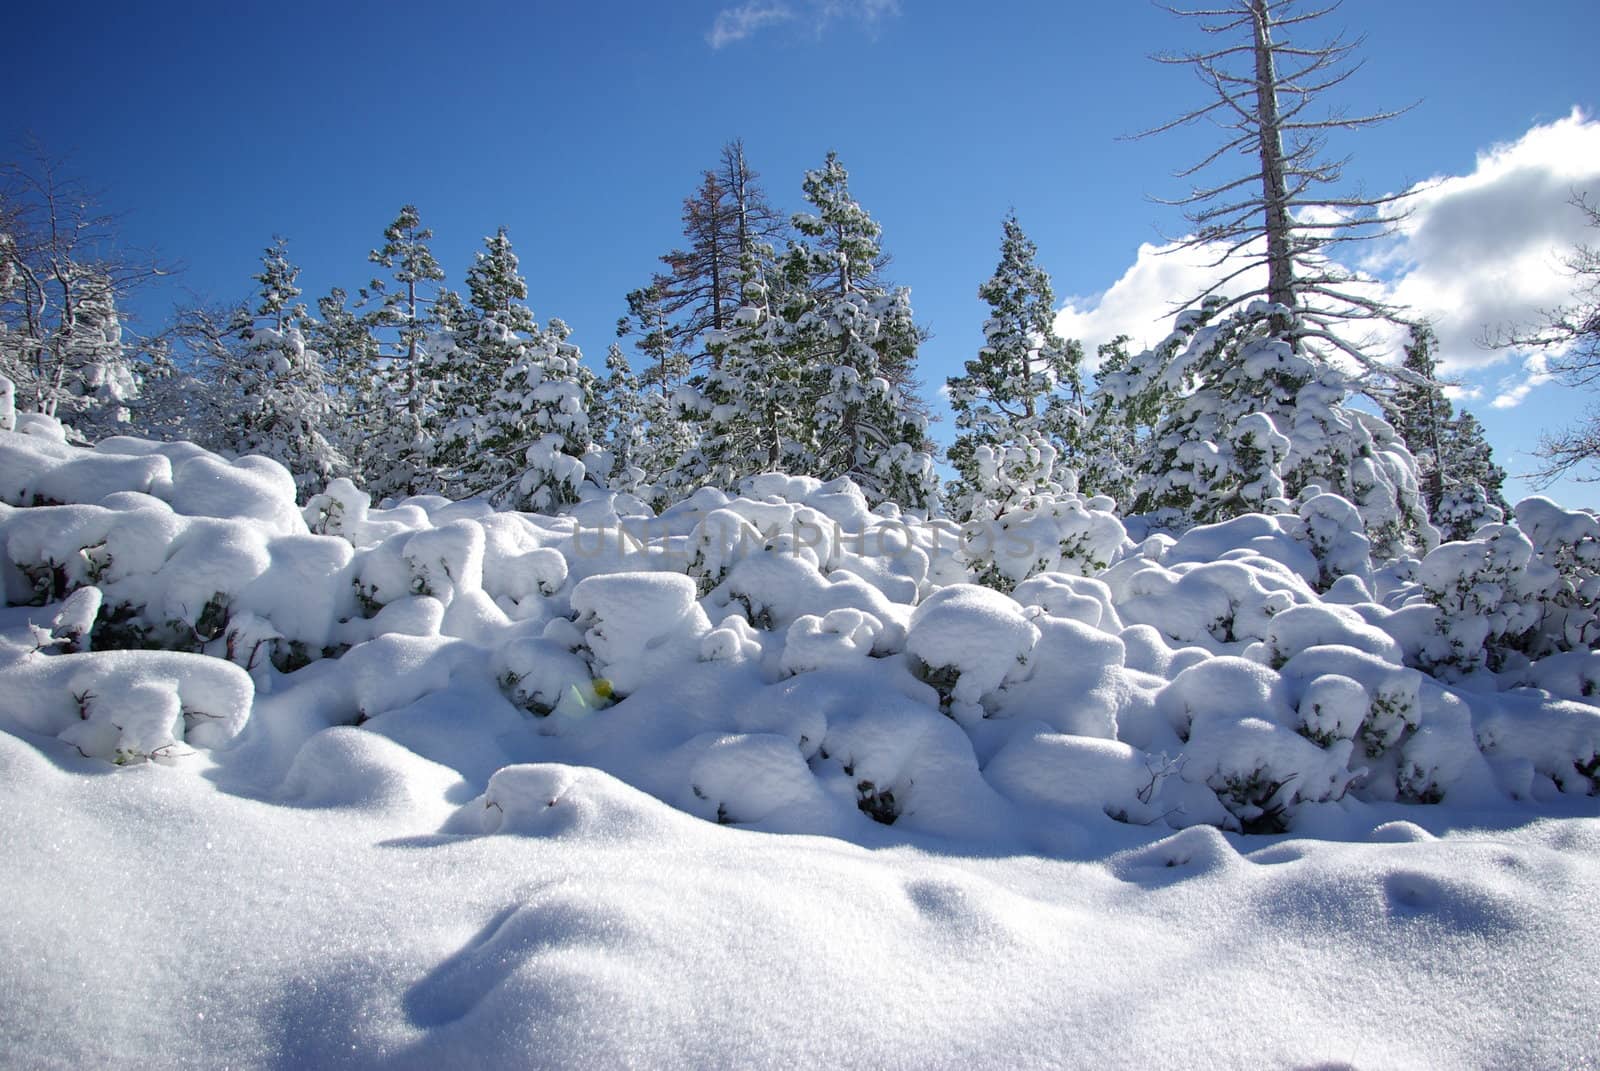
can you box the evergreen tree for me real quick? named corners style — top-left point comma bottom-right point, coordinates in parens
top-left (365, 205), bottom-right (447, 497)
top-left (946, 214), bottom-right (1083, 519)
top-left (1140, 0), bottom-right (1411, 368)
top-left (693, 263), bottom-right (813, 487)
top-left (224, 239), bottom-right (343, 497)
top-left (780, 152), bottom-right (937, 509)
top-left (1125, 300), bottom-right (1431, 559)
top-left (473, 317), bottom-right (595, 512)
top-left (616, 284), bottom-right (697, 501)
top-left (1078, 335), bottom-right (1174, 509)
top-left (657, 140), bottom-right (787, 364)
top-left (433, 228), bottom-right (537, 495)
top-left (308, 287), bottom-right (382, 486)
top-left (1384, 324), bottom-right (1508, 538)
top-left (597, 342), bottom-right (648, 494)
top-left (1385, 325), bottom-right (1451, 508)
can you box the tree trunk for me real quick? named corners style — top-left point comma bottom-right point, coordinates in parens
top-left (1251, 1), bottom-right (1297, 331)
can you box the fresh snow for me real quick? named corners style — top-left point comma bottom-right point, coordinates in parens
top-left (3, 414), bottom-right (1600, 1068)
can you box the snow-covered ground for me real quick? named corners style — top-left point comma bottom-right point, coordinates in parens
top-left (3, 414), bottom-right (1599, 1068)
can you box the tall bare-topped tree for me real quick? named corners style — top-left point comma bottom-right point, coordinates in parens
top-left (1139, 0), bottom-right (1412, 369)
top-left (657, 139), bottom-right (786, 364)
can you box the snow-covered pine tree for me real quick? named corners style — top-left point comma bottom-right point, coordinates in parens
top-left (1125, 300), bottom-right (1431, 559)
top-left (616, 282), bottom-right (697, 503)
top-left (1118, 2), bottom-right (1437, 559)
top-left (433, 228), bottom-right (539, 497)
top-left (597, 342), bottom-right (649, 495)
top-left (1384, 325), bottom-right (1508, 539)
top-left (308, 287), bottom-right (383, 486)
top-left (946, 214), bottom-right (1084, 521)
top-left (364, 205), bottom-right (447, 498)
top-left (474, 316), bottom-right (596, 513)
top-left (1435, 410), bottom-right (1509, 540)
top-left (225, 239), bottom-right (343, 498)
top-left (1385, 325), bottom-right (1451, 508)
top-left (1077, 335), bottom-right (1175, 510)
top-left (689, 257), bottom-right (813, 490)
top-left (49, 268), bottom-right (139, 438)
top-left (781, 152), bottom-right (937, 510)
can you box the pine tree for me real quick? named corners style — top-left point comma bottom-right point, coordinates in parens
top-left (691, 262), bottom-right (812, 488)
top-left (1385, 324), bottom-right (1508, 538)
top-left (946, 214), bottom-right (1083, 520)
top-left (616, 283), bottom-right (697, 501)
top-left (307, 287), bottom-right (382, 486)
top-left (1078, 336), bottom-right (1174, 509)
top-left (597, 342), bottom-right (648, 494)
top-left (433, 228), bottom-right (538, 495)
top-left (365, 205), bottom-right (447, 497)
top-left (225, 239), bottom-right (343, 497)
top-left (1125, 300), bottom-right (1430, 558)
top-left (1140, 0), bottom-right (1411, 368)
top-left (472, 317), bottom-right (596, 513)
top-left (657, 140), bottom-right (787, 365)
top-left (780, 152), bottom-right (937, 509)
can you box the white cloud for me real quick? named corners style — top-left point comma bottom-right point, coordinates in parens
top-left (706, 0), bottom-right (899, 48)
top-left (707, 2), bottom-right (794, 49)
top-left (1056, 109), bottom-right (1600, 405)
top-left (1490, 353), bottom-right (1553, 410)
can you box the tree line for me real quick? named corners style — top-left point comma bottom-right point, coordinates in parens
top-left (6, 0), bottom-right (1586, 565)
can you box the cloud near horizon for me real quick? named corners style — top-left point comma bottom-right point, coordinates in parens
top-left (707, 0), bottom-right (900, 49)
top-left (1056, 109), bottom-right (1600, 407)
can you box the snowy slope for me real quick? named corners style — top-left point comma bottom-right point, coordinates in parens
top-left (3, 416), bottom-right (1599, 1068)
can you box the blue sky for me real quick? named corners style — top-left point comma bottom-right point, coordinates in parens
top-left (6, 1), bottom-right (1597, 507)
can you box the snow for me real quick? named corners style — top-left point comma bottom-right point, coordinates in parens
top-left (2, 423), bottom-right (1600, 1067)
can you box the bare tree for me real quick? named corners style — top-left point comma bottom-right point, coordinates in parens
top-left (1487, 194), bottom-right (1600, 483)
top-left (656, 138), bottom-right (787, 365)
top-left (0, 146), bottom-right (172, 431)
top-left (1137, 0), bottom-right (1413, 371)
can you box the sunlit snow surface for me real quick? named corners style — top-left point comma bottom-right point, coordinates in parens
top-left (3, 419), bottom-right (1600, 1068)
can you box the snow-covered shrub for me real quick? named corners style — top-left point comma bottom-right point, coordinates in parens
top-left (569, 571), bottom-right (710, 697)
top-left (1256, 602), bottom-right (1403, 668)
top-left (494, 636), bottom-right (599, 717)
top-left (1180, 715), bottom-right (1358, 833)
top-left (958, 491), bottom-right (1128, 592)
top-left (1292, 492), bottom-right (1373, 592)
top-left (0, 648), bottom-right (252, 764)
top-left (903, 584), bottom-right (1039, 722)
top-left (1514, 497), bottom-right (1600, 654)
top-left (991, 614), bottom-right (1125, 738)
top-left (1104, 553), bottom-right (1310, 653)
top-left (1406, 524), bottom-right (1560, 678)
top-left (780, 609), bottom-right (883, 676)
top-left (1474, 691), bottom-right (1600, 799)
top-left (984, 727), bottom-right (1227, 828)
top-left (1011, 572), bottom-right (1123, 632)
top-left (683, 732), bottom-right (829, 827)
top-left (710, 550), bottom-right (905, 650)
top-left (1279, 646), bottom-right (1422, 762)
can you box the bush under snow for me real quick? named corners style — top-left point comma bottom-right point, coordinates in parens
top-left (3, 412), bottom-right (1600, 845)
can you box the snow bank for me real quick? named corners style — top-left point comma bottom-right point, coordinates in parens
top-left (3, 425), bottom-right (1600, 839)
top-left (4, 426), bottom-right (1600, 1066)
